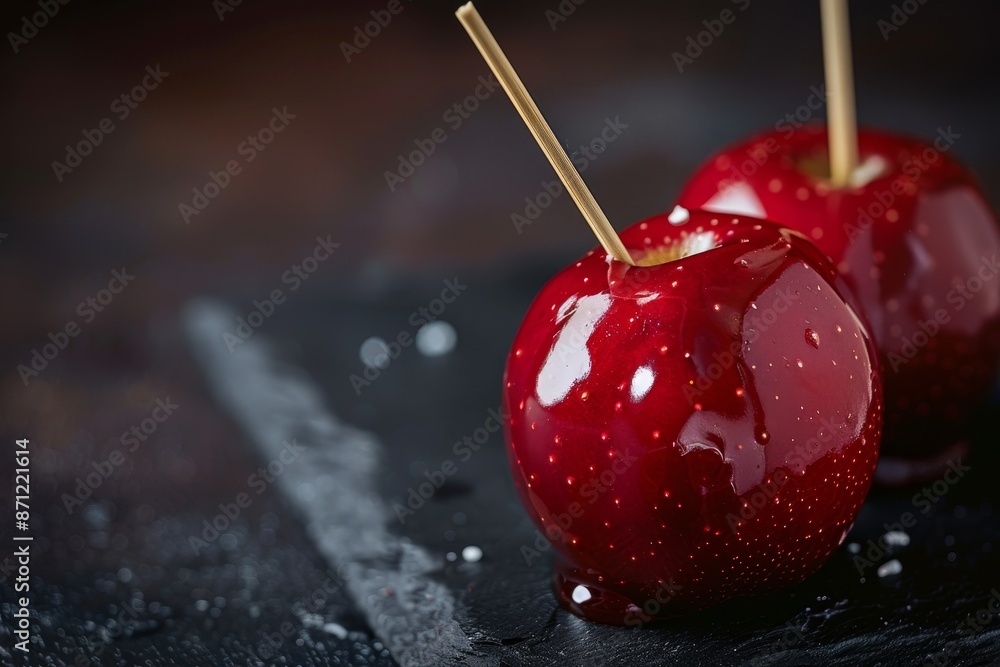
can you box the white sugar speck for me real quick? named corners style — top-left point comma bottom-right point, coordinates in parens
top-left (877, 559), bottom-right (902, 578)
top-left (883, 531), bottom-right (910, 547)
top-left (323, 622), bottom-right (348, 639)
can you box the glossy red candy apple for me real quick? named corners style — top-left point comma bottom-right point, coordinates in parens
top-left (503, 209), bottom-right (882, 624)
top-left (678, 126), bottom-right (1000, 483)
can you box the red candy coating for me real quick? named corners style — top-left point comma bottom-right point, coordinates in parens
top-left (503, 210), bottom-right (882, 624)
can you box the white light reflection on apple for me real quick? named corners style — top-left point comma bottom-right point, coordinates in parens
top-left (536, 294), bottom-right (611, 407)
top-left (703, 181), bottom-right (767, 219)
top-left (629, 365), bottom-right (655, 402)
top-left (571, 585), bottom-right (592, 604)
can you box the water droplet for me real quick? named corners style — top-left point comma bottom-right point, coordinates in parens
top-left (805, 329), bottom-right (820, 349)
top-left (462, 545), bottom-right (483, 562)
top-left (756, 428), bottom-right (770, 444)
top-left (681, 445), bottom-right (731, 494)
top-left (667, 205), bottom-right (690, 225)
top-left (796, 359), bottom-right (804, 368)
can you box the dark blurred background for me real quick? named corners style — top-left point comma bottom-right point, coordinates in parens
top-left (2, 1), bottom-right (1000, 665)
top-left (2, 0), bottom-right (1000, 327)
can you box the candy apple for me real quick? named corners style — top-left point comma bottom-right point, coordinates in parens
top-left (503, 208), bottom-right (882, 624)
top-left (677, 126), bottom-right (1000, 483)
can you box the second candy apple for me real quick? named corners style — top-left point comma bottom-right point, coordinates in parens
top-left (678, 126), bottom-right (1000, 482)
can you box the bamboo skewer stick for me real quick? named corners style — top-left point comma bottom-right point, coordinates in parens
top-left (820, 0), bottom-right (860, 187)
top-left (456, 2), bottom-right (635, 265)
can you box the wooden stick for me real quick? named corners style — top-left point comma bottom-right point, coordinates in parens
top-left (455, 2), bottom-right (635, 265)
top-left (820, 0), bottom-right (859, 187)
